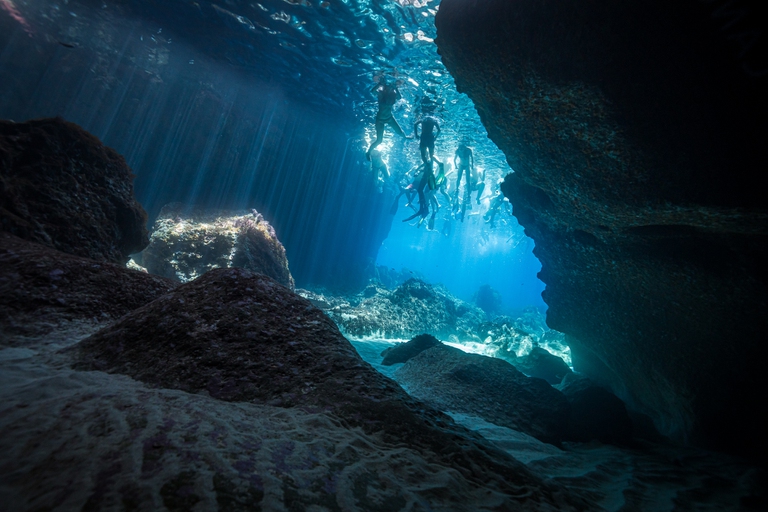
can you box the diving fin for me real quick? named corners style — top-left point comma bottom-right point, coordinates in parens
top-left (402, 211), bottom-right (421, 222)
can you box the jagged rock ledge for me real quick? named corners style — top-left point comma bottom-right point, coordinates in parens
top-left (435, 0), bottom-right (768, 461)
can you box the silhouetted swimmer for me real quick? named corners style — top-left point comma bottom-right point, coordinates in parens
top-left (402, 158), bottom-right (440, 223)
top-left (470, 165), bottom-right (486, 205)
top-left (434, 160), bottom-right (452, 210)
top-left (389, 164), bottom-right (419, 215)
top-left (414, 115), bottom-right (441, 168)
top-left (484, 179), bottom-right (510, 228)
top-left (369, 149), bottom-right (389, 192)
top-left (366, 75), bottom-right (410, 159)
top-left (453, 140), bottom-right (474, 208)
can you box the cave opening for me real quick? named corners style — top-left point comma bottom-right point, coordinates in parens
top-left (0, 0), bottom-right (548, 317)
top-left (2, 0), bottom-right (765, 509)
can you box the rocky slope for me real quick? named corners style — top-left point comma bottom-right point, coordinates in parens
top-left (0, 233), bottom-right (176, 348)
top-left (0, 117), bottom-right (149, 264)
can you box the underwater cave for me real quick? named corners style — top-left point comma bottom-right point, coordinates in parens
top-left (1, 0), bottom-right (766, 510)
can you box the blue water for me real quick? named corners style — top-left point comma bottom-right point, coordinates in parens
top-left (378, 208), bottom-right (546, 311)
top-left (0, 0), bottom-right (547, 309)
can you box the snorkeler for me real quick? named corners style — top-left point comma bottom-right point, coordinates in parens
top-left (470, 165), bottom-right (487, 205)
top-left (401, 159), bottom-right (437, 223)
top-left (484, 179), bottom-right (510, 228)
top-left (414, 115), bottom-right (441, 169)
top-left (425, 160), bottom-right (450, 230)
top-left (369, 149), bottom-right (389, 192)
top-left (366, 75), bottom-right (410, 159)
top-left (434, 160), bottom-right (452, 209)
top-left (453, 140), bottom-right (474, 209)
top-left (389, 164), bottom-right (419, 215)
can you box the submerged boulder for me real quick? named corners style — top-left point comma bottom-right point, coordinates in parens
top-left (0, 117), bottom-right (149, 264)
top-left (0, 232), bottom-right (176, 347)
top-left (515, 346), bottom-right (572, 385)
top-left (141, 203), bottom-right (294, 289)
top-left (436, 0), bottom-right (768, 459)
top-left (69, 267), bottom-right (585, 509)
top-left (327, 278), bottom-right (485, 339)
top-left (395, 344), bottom-right (570, 445)
top-left (474, 284), bottom-right (502, 315)
top-left (557, 373), bottom-right (634, 445)
top-left (479, 309), bottom-right (571, 367)
top-left (380, 333), bottom-right (442, 366)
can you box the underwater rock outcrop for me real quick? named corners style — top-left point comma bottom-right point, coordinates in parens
top-left (0, 232), bottom-right (176, 347)
top-left (478, 309), bottom-right (571, 367)
top-left (0, 117), bottom-right (149, 264)
top-left (380, 333), bottom-right (442, 366)
top-left (556, 373), bottom-right (634, 446)
top-left (395, 344), bottom-right (570, 445)
top-left (515, 346), bottom-right (572, 385)
top-left (473, 284), bottom-right (502, 315)
top-left (436, 0), bottom-right (768, 459)
top-left (141, 203), bottom-right (294, 289)
top-left (326, 278), bottom-right (485, 340)
top-left (66, 267), bottom-right (585, 510)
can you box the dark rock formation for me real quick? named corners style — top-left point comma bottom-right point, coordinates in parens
top-left (326, 278), bottom-right (485, 340)
top-left (0, 117), bottom-right (149, 264)
top-left (141, 203), bottom-right (294, 289)
top-left (69, 267), bottom-right (585, 509)
top-left (474, 284), bottom-right (502, 315)
top-left (515, 346), bottom-right (572, 385)
top-left (0, 233), bottom-right (176, 347)
top-left (372, 265), bottom-right (427, 290)
top-left (436, 0), bottom-right (768, 459)
top-left (395, 344), bottom-right (569, 445)
top-left (557, 373), bottom-right (633, 445)
top-left (380, 333), bottom-right (442, 366)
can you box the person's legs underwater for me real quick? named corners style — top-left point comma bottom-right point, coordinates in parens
top-left (387, 116), bottom-right (406, 138)
top-left (366, 119), bottom-right (386, 159)
top-left (453, 165), bottom-right (467, 212)
top-left (476, 181), bottom-right (486, 204)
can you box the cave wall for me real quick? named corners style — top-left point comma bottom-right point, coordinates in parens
top-left (436, 0), bottom-right (768, 460)
top-left (0, 14), bottom-right (392, 291)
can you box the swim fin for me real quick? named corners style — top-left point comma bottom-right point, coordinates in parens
top-left (402, 211), bottom-right (421, 222)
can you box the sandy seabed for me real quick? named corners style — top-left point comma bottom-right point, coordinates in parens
top-left (0, 345), bottom-right (511, 511)
top-left (1, 336), bottom-right (763, 511)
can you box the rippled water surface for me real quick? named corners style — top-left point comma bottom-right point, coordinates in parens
top-left (4, 0), bottom-right (509, 172)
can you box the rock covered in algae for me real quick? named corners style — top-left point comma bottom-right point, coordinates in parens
top-left (142, 203), bottom-right (294, 289)
top-left (326, 278), bottom-right (485, 340)
top-left (0, 117), bottom-right (149, 264)
top-left (380, 333), bottom-right (442, 366)
top-left (395, 344), bottom-right (570, 445)
top-left (0, 232), bottom-right (176, 347)
top-left (477, 308), bottom-right (572, 367)
top-left (515, 346), bottom-right (572, 385)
